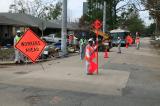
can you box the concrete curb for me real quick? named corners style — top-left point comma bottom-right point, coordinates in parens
top-left (0, 53), bottom-right (79, 66)
top-left (0, 60), bottom-right (48, 66)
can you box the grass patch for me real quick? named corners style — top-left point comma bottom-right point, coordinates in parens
top-left (0, 48), bottom-right (14, 61)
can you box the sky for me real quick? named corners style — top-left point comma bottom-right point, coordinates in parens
top-left (0, 0), bottom-right (86, 21)
top-left (68, 0), bottom-right (86, 21)
top-left (0, 0), bottom-right (153, 26)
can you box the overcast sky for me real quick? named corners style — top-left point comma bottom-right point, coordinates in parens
top-left (0, 0), bottom-right (153, 25)
top-left (0, 0), bottom-right (86, 20)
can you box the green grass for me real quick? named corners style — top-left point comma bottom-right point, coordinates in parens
top-left (0, 48), bottom-right (14, 61)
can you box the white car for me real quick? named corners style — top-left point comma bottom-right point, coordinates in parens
top-left (41, 34), bottom-right (55, 42)
top-left (41, 34), bottom-right (61, 43)
top-left (54, 37), bottom-right (61, 43)
top-left (41, 43), bottom-right (57, 59)
top-left (155, 36), bottom-right (160, 40)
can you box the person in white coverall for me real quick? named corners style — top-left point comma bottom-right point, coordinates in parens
top-left (14, 30), bottom-right (24, 64)
top-left (85, 38), bottom-right (97, 75)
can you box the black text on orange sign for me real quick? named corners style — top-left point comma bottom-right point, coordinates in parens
top-left (21, 41), bottom-right (41, 46)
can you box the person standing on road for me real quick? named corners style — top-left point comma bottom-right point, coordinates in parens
top-left (79, 38), bottom-right (87, 60)
top-left (73, 36), bottom-right (78, 51)
top-left (85, 38), bottom-right (97, 75)
top-left (136, 37), bottom-right (140, 50)
top-left (14, 30), bottom-right (24, 64)
top-left (125, 35), bottom-right (130, 48)
top-left (117, 37), bottom-right (122, 53)
top-left (68, 34), bottom-right (74, 46)
top-left (135, 32), bottom-right (140, 50)
top-left (125, 33), bottom-right (133, 48)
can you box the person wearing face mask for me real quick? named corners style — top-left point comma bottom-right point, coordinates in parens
top-left (135, 32), bottom-right (140, 50)
top-left (85, 38), bottom-right (97, 75)
top-left (79, 38), bottom-right (87, 60)
top-left (14, 30), bottom-right (24, 64)
top-left (117, 37), bottom-right (122, 53)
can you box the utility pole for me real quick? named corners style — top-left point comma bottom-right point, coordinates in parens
top-left (61, 0), bottom-right (67, 56)
top-left (41, 22), bottom-right (44, 37)
top-left (155, 17), bottom-right (158, 35)
top-left (103, 1), bottom-right (106, 33)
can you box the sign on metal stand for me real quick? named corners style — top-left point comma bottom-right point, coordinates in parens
top-left (15, 29), bottom-right (46, 63)
top-left (92, 20), bottom-right (102, 74)
top-left (39, 21), bottom-right (46, 37)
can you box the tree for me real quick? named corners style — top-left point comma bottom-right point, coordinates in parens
top-left (84, 0), bottom-right (120, 30)
top-left (145, 23), bottom-right (156, 36)
top-left (45, 2), bottom-right (62, 20)
top-left (80, 0), bottom-right (147, 30)
top-left (79, 14), bottom-right (88, 27)
top-left (9, 0), bottom-right (62, 20)
top-left (80, 0), bottom-right (140, 30)
top-left (118, 7), bottom-right (145, 33)
top-left (9, 0), bottom-right (27, 13)
top-left (141, 0), bottom-right (160, 34)
top-left (127, 15), bottom-right (145, 33)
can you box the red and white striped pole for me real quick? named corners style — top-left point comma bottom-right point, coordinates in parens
top-left (92, 20), bottom-right (102, 75)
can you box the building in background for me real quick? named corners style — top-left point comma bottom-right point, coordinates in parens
top-left (0, 13), bottom-right (87, 46)
top-left (83, 2), bottom-right (88, 15)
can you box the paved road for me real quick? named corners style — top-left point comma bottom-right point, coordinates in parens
top-left (0, 37), bottom-right (160, 106)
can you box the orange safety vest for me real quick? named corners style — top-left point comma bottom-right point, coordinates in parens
top-left (126, 35), bottom-right (133, 45)
top-left (136, 37), bottom-right (140, 43)
top-left (85, 45), bottom-right (95, 61)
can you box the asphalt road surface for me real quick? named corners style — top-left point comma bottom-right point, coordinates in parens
top-left (0, 37), bottom-right (160, 106)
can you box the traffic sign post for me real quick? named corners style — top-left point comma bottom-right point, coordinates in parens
top-left (15, 29), bottom-right (46, 63)
top-left (39, 21), bottom-right (46, 37)
top-left (92, 19), bottom-right (102, 75)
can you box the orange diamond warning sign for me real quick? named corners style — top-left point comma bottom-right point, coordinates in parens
top-left (15, 29), bottom-right (46, 63)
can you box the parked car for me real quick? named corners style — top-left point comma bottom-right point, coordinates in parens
top-left (54, 41), bottom-right (61, 50)
top-left (41, 34), bottom-right (55, 43)
top-left (41, 43), bottom-right (59, 59)
top-left (41, 34), bottom-right (61, 43)
top-left (155, 36), bottom-right (160, 40)
top-left (54, 38), bottom-right (61, 43)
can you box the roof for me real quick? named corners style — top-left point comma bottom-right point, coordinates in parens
top-left (0, 15), bottom-right (27, 26)
top-left (0, 13), bottom-right (88, 31)
top-left (110, 28), bottom-right (130, 33)
top-left (51, 20), bottom-right (88, 31)
top-left (0, 13), bottom-right (40, 27)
